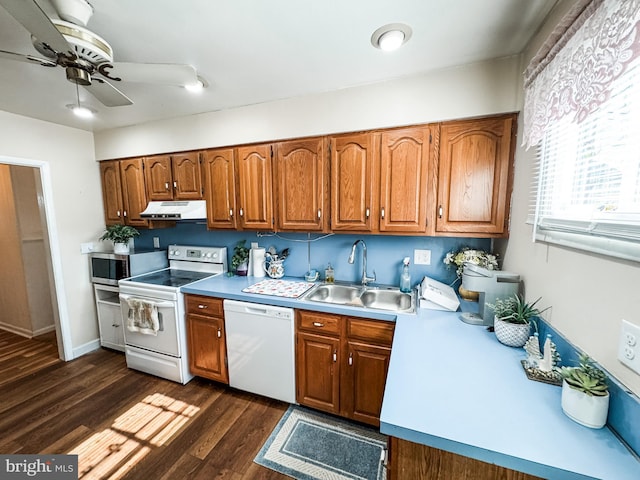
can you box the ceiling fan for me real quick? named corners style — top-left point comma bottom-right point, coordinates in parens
top-left (0, 0), bottom-right (201, 107)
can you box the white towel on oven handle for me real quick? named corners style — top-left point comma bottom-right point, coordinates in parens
top-left (120, 294), bottom-right (171, 336)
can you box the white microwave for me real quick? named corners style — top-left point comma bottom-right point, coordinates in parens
top-left (90, 250), bottom-right (168, 286)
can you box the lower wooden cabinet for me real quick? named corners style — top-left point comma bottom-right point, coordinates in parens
top-left (295, 310), bottom-right (394, 426)
top-left (185, 295), bottom-right (229, 384)
top-left (388, 437), bottom-right (543, 480)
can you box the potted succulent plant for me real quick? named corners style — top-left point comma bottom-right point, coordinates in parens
top-left (489, 295), bottom-right (547, 347)
top-left (231, 240), bottom-right (250, 276)
top-left (99, 225), bottom-right (139, 254)
top-left (560, 354), bottom-right (609, 428)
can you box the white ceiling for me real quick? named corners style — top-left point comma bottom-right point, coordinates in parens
top-left (0, 0), bottom-right (557, 132)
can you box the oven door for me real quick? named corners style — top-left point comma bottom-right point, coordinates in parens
top-left (119, 293), bottom-right (180, 357)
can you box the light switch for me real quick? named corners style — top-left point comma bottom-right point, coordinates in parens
top-left (414, 249), bottom-right (431, 265)
top-left (80, 242), bottom-right (94, 254)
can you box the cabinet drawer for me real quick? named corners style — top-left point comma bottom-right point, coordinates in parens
top-left (346, 318), bottom-right (394, 346)
top-left (297, 310), bottom-right (341, 335)
top-left (185, 295), bottom-right (224, 317)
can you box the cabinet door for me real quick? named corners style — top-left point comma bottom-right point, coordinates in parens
top-left (275, 138), bottom-right (328, 231)
top-left (236, 144), bottom-right (274, 230)
top-left (436, 115), bottom-right (515, 235)
top-left (172, 152), bottom-right (203, 200)
top-left (296, 331), bottom-right (340, 414)
top-left (187, 313), bottom-right (229, 384)
top-left (119, 158), bottom-right (149, 227)
top-left (330, 133), bottom-right (378, 232)
top-left (342, 341), bottom-right (391, 427)
top-left (379, 126), bottom-right (431, 233)
top-left (202, 148), bottom-right (237, 229)
top-left (99, 160), bottom-right (124, 225)
top-left (144, 155), bottom-right (173, 201)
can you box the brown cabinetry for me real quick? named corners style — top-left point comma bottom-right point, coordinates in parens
top-left (185, 295), bottom-right (228, 384)
top-left (436, 114), bottom-right (515, 236)
top-left (379, 126), bottom-right (432, 233)
top-left (295, 310), bottom-right (394, 426)
top-left (388, 437), bottom-right (542, 480)
top-left (202, 148), bottom-right (237, 229)
top-left (100, 158), bottom-right (149, 227)
top-left (236, 144), bottom-right (274, 230)
top-left (274, 137), bottom-right (329, 231)
top-left (144, 152), bottom-right (203, 201)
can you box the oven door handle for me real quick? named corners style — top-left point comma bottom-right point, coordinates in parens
top-left (119, 294), bottom-right (175, 309)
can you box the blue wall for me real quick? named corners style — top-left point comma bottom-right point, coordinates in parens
top-left (134, 222), bottom-right (492, 288)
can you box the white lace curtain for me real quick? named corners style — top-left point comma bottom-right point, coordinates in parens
top-left (522, 0), bottom-right (640, 149)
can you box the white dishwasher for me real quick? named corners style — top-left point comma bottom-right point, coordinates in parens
top-left (223, 299), bottom-right (296, 403)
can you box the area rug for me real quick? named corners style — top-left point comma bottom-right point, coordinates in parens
top-left (254, 405), bottom-right (387, 480)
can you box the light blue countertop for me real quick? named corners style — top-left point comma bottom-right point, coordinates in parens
top-left (182, 274), bottom-right (639, 480)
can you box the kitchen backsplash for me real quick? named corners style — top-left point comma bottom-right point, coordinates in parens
top-left (134, 222), bottom-right (492, 287)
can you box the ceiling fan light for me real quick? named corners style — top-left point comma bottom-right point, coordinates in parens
top-left (72, 105), bottom-right (93, 118)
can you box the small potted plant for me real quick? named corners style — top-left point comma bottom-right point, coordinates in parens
top-left (231, 240), bottom-right (250, 276)
top-left (560, 354), bottom-right (609, 428)
top-left (489, 295), bottom-right (547, 347)
top-left (443, 247), bottom-right (498, 300)
top-left (99, 225), bottom-right (139, 254)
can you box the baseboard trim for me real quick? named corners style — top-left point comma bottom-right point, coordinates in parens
top-left (71, 338), bottom-right (101, 359)
top-left (0, 322), bottom-right (34, 338)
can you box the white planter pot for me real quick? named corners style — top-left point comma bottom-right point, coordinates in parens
top-left (493, 316), bottom-right (531, 347)
top-left (561, 379), bottom-right (609, 429)
top-left (113, 242), bottom-right (130, 255)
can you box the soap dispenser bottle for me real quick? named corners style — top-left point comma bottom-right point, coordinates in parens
top-left (400, 257), bottom-right (411, 293)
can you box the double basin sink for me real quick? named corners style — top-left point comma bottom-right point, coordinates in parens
top-left (302, 282), bottom-right (415, 314)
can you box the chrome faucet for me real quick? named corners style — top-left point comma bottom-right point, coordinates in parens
top-left (348, 239), bottom-right (376, 286)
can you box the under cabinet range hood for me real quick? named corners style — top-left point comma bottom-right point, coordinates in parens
top-left (140, 200), bottom-right (206, 220)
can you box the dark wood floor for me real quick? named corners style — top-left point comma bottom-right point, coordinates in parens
top-left (0, 330), bottom-right (60, 387)
top-left (0, 335), bottom-right (291, 480)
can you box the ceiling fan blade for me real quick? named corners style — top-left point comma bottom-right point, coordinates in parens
top-left (84, 79), bottom-right (132, 107)
top-left (0, 48), bottom-right (57, 67)
top-left (99, 62), bottom-right (198, 86)
top-left (0, 0), bottom-right (72, 57)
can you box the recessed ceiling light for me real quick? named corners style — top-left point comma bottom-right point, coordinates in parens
top-left (371, 23), bottom-right (412, 51)
top-left (185, 76), bottom-right (207, 93)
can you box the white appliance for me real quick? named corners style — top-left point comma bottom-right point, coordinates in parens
top-left (140, 200), bottom-right (207, 220)
top-left (460, 263), bottom-right (520, 326)
top-left (223, 299), bottom-right (296, 403)
top-left (118, 245), bottom-right (227, 384)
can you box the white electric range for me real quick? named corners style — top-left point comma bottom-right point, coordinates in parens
top-left (118, 245), bottom-right (227, 384)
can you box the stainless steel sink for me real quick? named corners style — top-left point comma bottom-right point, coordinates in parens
top-left (302, 283), bottom-right (415, 313)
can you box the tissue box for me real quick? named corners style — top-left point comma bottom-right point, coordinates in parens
top-left (419, 276), bottom-right (460, 311)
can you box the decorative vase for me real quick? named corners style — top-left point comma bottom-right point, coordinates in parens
top-left (458, 285), bottom-right (479, 301)
top-left (561, 380), bottom-right (609, 429)
top-left (236, 262), bottom-right (248, 276)
top-left (493, 316), bottom-right (531, 347)
top-left (113, 242), bottom-right (130, 255)
top-left (263, 259), bottom-right (285, 279)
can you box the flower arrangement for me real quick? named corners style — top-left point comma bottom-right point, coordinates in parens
top-left (443, 247), bottom-right (498, 278)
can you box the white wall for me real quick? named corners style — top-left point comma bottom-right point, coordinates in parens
top-left (500, 0), bottom-right (640, 396)
top-left (94, 56), bottom-right (521, 159)
top-left (0, 111), bottom-right (103, 358)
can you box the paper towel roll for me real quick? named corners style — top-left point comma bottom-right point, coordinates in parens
top-left (251, 247), bottom-right (266, 277)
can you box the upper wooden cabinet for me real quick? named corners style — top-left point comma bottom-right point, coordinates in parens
top-left (330, 133), bottom-right (379, 232)
top-left (202, 148), bottom-right (237, 229)
top-left (99, 160), bottom-right (124, 225)
top-left (236, 144), bottom-right (274, 230)
top-left (379, 126), bottom-right (432, 233)
top-left (274, 137), bottom-right (329, 232)
top-left (144, 152), bottom-right (202, 201)
top-left (436, 114), bottom-right (516, 236)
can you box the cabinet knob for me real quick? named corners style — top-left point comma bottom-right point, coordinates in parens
top-left (312, 322), bottom-right (324, 328)
top-left (332, 350), bottom-right (337, 363)
top-left (317, 209), bottom-right (321, 219)
top-left (348, 352), bottom-right (353, 366)
top-left (365, 208), bottom-right (370, 218)
top-left (165, 182), bottom-right (169, 190)
top-left (198, 304), bottom-right (208, 309)
top-left (116, 210), bottom-right (121, 217)
top-left (229, 209), bottom-right (233, 217)
top-left (123, 210), bottom-right (128, 217)
top-left (381, 207), bottom-right (385, 219)
top-left (173, 181), bottom-right (178, 189)
top-left (438, 205), bottom-right (443, 218)
top-left (217, 328), bottom-right (221, 338)
top-left (239, 208), bottom-right (244, 217)
top-left (112, 323), bottom-right (120, 328)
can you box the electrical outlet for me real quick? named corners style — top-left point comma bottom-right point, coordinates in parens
top-left (153, 237), bottom-right (160, 249)
top-left (618, 319), bottom-right (640, 374)
top-left (414, 249), bottom-right (431, 265)
top-left (80, 242), bottom-right (94, 254)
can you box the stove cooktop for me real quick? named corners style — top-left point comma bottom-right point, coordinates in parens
top-left (126, 268), bottom-right (217, 288)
